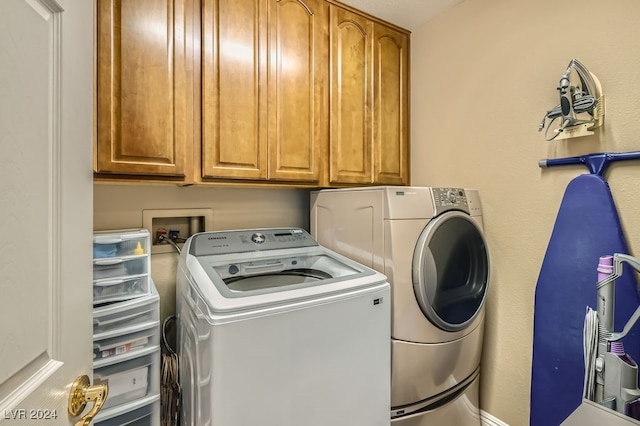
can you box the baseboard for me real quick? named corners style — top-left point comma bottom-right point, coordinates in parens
top-left (481, 410), bottom-right (509, 426)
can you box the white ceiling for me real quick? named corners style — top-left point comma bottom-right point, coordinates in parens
top-left (337, 0), bottom-right (463, 30)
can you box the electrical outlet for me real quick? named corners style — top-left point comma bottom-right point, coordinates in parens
top-left (142, 208), bottom-right (213, 254)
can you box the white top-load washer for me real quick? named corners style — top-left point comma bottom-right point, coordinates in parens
top-left (311, 187), bottom-right (490, 424)
top-left (176, 228), bottom-right (390, 426)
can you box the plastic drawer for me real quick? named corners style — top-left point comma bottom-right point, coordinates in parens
top-left (94, 394), bottom-right (160, 426)
top-left (94, 257), bottom-right (148, 280)
top-left (94, 229), bottom-right (151, 259)
top-left (94, 347), bottom-right (160, 410)
top-left (93, 275), bottom-right (150, 304)
top-left (93, 321), bottom-right (159, 361)
top-left (93, 285), bottom-right (159, 334)
top-left (93, 229), bottom-right (152, 304)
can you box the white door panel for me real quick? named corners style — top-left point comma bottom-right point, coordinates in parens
top-left (0, 0), bottom-right (93, 422)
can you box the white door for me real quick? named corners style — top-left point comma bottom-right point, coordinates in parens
top-left (0, 0), bottom-right (95, 424)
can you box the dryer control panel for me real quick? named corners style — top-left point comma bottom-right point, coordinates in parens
top-left (432, 188), bottom-right (470, 215)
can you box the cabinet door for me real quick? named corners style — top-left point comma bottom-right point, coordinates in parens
top-left (329, 6), bottom-right (373, 185)
top-left (267, 0), bottom-right (328, 182)
top-left (201, 0), bottom-right (268, 180)
top-left (372, 23), bottom-right (409, 185)
top-left (96, 0), bottom-right (194, 177)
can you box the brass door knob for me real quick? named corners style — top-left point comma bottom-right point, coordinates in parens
top-left (68, 375), bottom-right (109, 426)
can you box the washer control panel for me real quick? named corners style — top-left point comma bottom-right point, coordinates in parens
top-left (432, 188), bottom-right (469, 215)
top-left (190, 228), bottom-right (318, 256)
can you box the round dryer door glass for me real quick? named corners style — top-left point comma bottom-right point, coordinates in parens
top-left (412, 210), bottom-right (490, 331)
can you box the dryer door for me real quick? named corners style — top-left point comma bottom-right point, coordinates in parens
top-left (412, 210), bottom-right (490, 331)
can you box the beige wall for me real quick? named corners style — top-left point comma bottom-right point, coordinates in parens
top-left (411, 0), bottom-right (640, 424)
top-left (93, 184), bottom-right (309, 327)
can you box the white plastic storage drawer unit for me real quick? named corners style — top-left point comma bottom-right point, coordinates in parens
top-left (94, 347), bottom-right (160, 411)
top-left (94, 394), bottom-right (160, 425)
top-left (93, 284), bottom-right (160, 335)
top-left (93, 321), bottom-right (160, 361)
top-left (92, 282), bottom-right (160, 422)
top-left (93, 229), bottom-right (151, 304)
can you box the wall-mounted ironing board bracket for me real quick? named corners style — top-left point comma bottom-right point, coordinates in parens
top-left (597, 253), bottom-right (640, 342)
top-left (539, 151), bottom-right (640, 176)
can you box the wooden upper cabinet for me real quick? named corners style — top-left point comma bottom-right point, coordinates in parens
top-left (329, 4), bottom-right (409, 185)
top-left (372, 23), bottom-right (409, 185)
top-left (95, 0), bottom-right (406, 186)
top-left (329, 6), bottom-right (372, 184)
top-left (201, 0), bottom-right (268, 180)
top-left (201, 0), bottom-right (328, 183)
top-left (268, 0), bottom-right (328, 182)
top-left (95, 0), bottom-right (195, 178)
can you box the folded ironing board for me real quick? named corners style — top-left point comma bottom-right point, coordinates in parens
top-left (531, 152), bottom-right (640, 426)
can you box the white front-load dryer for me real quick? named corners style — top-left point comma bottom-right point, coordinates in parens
top-left (311, 186), bottom-right (490, 425)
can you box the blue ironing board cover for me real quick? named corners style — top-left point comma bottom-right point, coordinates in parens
top-left (531, 173), bottom-right (640, 425)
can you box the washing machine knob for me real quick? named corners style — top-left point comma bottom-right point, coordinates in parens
top-left (251, 232), bottom-right (266, 244)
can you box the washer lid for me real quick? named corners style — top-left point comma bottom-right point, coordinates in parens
top-left (181, 229), bottom-right (387, 313)
top-left (412, 211), bottom-right (490, 331)
top-left (202, 252), bottom-right (363, 297)
top-left (224, 268), bottom-right (333, 292)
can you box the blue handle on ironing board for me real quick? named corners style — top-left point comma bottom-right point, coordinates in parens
top-left (539, 151), bottom-right (640, 176)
